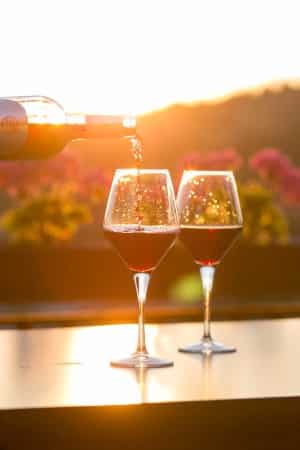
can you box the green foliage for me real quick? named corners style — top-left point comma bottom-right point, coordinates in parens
top-left (239, 183), bottom-right (289, 245)
top-left (1, 190), bottom-right (91, 245)
top-left (169, 272), bottom-right (203, 304)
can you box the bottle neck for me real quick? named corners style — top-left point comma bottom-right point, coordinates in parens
top-left (66, 117), bottom-right (136, 141)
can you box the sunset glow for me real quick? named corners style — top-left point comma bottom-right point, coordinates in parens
top-left (1, 0), bottom-right (299, 115)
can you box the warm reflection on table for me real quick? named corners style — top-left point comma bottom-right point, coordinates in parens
top-left (1, 318), bottom-right (300, 410)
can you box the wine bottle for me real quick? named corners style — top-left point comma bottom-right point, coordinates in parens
top-left (0, 96), bottom-right (136, 160)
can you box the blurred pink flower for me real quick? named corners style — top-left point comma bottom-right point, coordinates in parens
top-left (180, 151), bottom-right (203, 170)
top-left (280, 169), bottom-right (300, 205)
top-left (0, 149), bottom-right (108, 201)
top-left (250, 148), bottom-right (291, 184)
top-left (78, 168), bottom-right (110, 198)
top-left (180, 148), bottom-right (243, 171)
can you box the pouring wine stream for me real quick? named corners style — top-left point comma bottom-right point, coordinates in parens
top-left (128, 134), bottom-right (144, 229)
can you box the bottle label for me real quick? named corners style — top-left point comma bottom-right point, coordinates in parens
top-left (0, 99), bottom-right (28, 155)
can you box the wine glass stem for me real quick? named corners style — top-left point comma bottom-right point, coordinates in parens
top-left (137, 300), bottom-right (146, 353)
top-left (134, 273), bottom-right (150, 354)
top-left (200, 266), bottom-right (216, 341)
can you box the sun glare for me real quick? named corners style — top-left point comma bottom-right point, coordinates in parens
top-left (1, 1), bottom-right (300, 115)
top-left (63, 325), bottom-right (162, 406)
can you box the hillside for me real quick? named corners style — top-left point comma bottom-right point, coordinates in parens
top-left (71, 85), bottom-right (300, 174)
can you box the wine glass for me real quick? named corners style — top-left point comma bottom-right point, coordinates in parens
top-left (177, 170), bottom-right (243, 354)
top-left (103, 169), bottom-right (179, 368)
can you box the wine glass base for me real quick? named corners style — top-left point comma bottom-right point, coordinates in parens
top-left (178, 340), bottom-right (236, 355)
top-left (110, 353), bottom-right (174, 368)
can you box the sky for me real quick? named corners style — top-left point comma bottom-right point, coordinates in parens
top-left (1, 0), bottom-right (300, 115)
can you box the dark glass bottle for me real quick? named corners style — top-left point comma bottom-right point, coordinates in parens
top-left (0, 96), bottom-right (136, 159)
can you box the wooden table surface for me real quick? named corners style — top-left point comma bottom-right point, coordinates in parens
top-left (1, 318), bottom-right (300, 449)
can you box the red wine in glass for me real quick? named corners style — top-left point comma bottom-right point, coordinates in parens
top-left (103, 168), bottom-right (179, 368)
top-left (180, 225), bottom-right (242, 266)
top-left (104, 225), bottom-right (178, 272)
top-left (177, 170), bottom-right (243, 355)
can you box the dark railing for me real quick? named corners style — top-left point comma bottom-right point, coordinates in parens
top-left (0, 243), bottom-right (299, 326)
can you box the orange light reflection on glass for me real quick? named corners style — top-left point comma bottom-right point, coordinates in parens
top-left (21, 99), bottom-right (66, 125)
